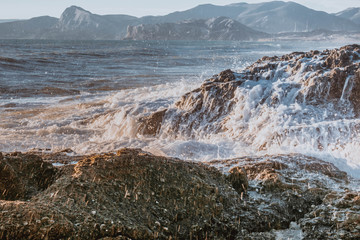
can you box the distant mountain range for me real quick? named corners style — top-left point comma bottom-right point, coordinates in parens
top-left (148, 1), bottom-right (359, 33)
top-left (0, 1), bottom-right (359, 40)
top-left (335, 7), bottom-right (360, 24)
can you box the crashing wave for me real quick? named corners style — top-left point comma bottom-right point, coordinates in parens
top-left (138, 45), bottom-right (360, 164)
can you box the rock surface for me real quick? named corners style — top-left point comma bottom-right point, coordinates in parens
top-left (0, 152), bottom-right (57, 201)
top-left (300, 190), bottom-right (360, 239)
top-left (0, 149), bottom-right (358, 239)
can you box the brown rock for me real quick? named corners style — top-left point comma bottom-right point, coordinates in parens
top-left (227, 167), bottom-right (248, 193)
top-left (137, 109), bottom-right (166, 136)
top-left (0, 149), bottom-right (243, 239)
top-left (349, 68), bottom-right (360, 115)
top-left (216, 69), bottom-right (236, 82)
top-left (140, 44), bottom-right (360, 138)
top-left (0, 153), bottom-right (57, 200)
top-left (0, 150), bottom-right (356, 239)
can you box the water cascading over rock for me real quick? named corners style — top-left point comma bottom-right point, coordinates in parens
top-left (138, 45), bottom-right (360, 155)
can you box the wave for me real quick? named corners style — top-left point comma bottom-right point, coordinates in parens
top-left (0, 56), bottom-right (27, 70)
top-left (38, 87), bottom-right (80, 96)
top-left (0, 86), bottom-right (81, 98)
top-left (1, 44), bottom-right (360, 178)
top-left (91, 44), bottom-right (360, 176)
top-left (0, 56), bottom-right (24, 64)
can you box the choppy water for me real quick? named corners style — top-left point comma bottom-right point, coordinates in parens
top-left (1, 39), bottom-right (359, 178)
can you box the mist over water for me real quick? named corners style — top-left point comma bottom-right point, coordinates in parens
top-left (1, 39), bottom-right (359, 178)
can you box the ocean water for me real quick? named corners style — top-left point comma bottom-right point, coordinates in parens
top-left (1, 39), bottom-right (359, 178)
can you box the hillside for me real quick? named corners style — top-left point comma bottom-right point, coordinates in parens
top-left (125, 17), bottom-right (269, 41)
top-left (336, 7), bottom-right (360, 24)
top-left (0, 2), bottom-right (359, 40)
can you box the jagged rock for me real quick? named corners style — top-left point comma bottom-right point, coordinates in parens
top-left (208, 154), bottom-right (355, 233)
top-left (211, 69), bottom-right (236, 83)
top-left (152, 69), bottom-right (243, 137)
top-left (139, 45), bottom-right (360, 158)
top-left (0, 149), bottom-right (356, 239)
top-left (300, 191), bottom-right (360, 239)
top-left (137, 109), bottom-right (166, 136)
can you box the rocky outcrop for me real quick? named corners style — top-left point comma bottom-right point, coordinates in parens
top-left (0, 149), bottom-right (358, 239)
top-left (140, 69), bottom-right (242, 137)
top-left (49, 6), bottom-right (133, 40)
top-left (124, 17), bottom-right (268, 41)
top-left (208, 154), bottom-right (354, 236)
top-left (139, 45), bottom-right (360, 154)
top-left (244, 44), bottom-right (360, 115)
top-left (0, 149), bottom-right (242, 239)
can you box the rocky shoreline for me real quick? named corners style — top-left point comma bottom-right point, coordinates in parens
top-left (2, 45), bottom-right (360, 239)
top-left (1, 149), bottom-right (359, 239)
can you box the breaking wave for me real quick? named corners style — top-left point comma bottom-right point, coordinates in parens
top-left (1, 43), bottom-right (360, 179)
top-left (86, 45), bottom-right (360, 177)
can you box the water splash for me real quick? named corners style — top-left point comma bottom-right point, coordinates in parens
top-left (1, 44), bottom-right (360, 179)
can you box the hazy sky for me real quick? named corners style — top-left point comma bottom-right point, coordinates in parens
top-left (1, 0), bottom-right (359, 19)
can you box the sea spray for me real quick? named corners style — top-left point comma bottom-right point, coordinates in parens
top-left (131, 45), bottom-right (360, 177)
top-left (1, 42), bottom-right (360, 178)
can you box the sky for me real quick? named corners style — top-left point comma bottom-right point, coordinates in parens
top-left (1, 0), bottom-right (359, 19)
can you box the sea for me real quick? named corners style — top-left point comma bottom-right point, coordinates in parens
top-left (1, 39), bottom-right (359, 179)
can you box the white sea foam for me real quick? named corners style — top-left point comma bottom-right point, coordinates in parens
top-left (1, 71), bottom-right (359, 179)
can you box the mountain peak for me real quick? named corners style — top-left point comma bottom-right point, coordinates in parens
top-left (58, 6), bottom-right (93, 30)
top-left (64, 5), bottom-right (91, 14)
top-left (61, 5), bottom-right (92, 19)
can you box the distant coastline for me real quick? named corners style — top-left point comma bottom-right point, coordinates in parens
top-left (0, 1), bottom-right (359, 41)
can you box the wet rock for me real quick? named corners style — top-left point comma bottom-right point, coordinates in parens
top-left (137, 109), bottom-right (166, 136)
top-left (165, 71), bottom-right (242, 136)
top-left (208, 154), bottom-right (353, 232)
top-left (211, 69), bottom-right (236, 83)
top-left (349, 68), bottom-right (360, 114)
top-left (139, 45), bottom-right (360, 139)
top-left (0, 149), bottom-right (357, 239)
top-left (300, 191), bottom-right (360, 239)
